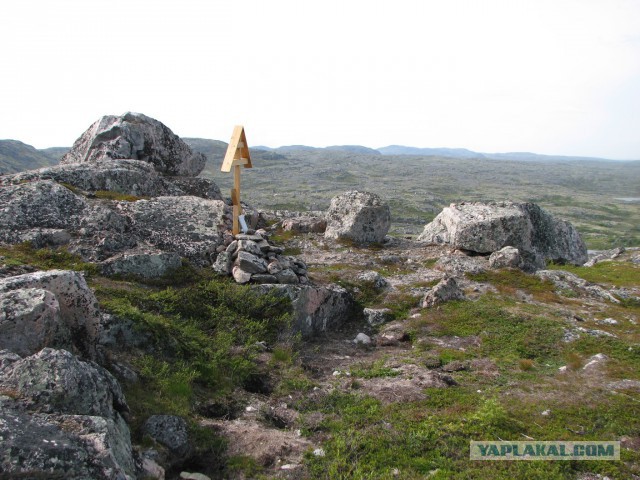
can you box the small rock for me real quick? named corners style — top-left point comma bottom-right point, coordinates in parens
top-left (541, 409), bottom-right (551, 416)
top-left (142, 415), bottom-right (191, 459)
top-left (232, 266), bottom-right (253, 284)
top-left (363, 308), bottom-right (393, 327)
top-left (353, 333), bottom-right (371, 345)
top-left (489, 246), bottom-right (523, 269)
top-left (422, 277), bottom-right (465, 308)
top-left (313, 448), bottom-right (326, 457)
top-left (357, 271), bottom-right (389, 289)
top-left (180, 472), bottom-right (211, 480)
top-left (582, 353), bottom-right (608, 371)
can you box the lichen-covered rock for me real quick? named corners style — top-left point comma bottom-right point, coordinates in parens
top-left (363, 307), bottom-right (393, 327)
top-left (282, 216), bottom-right (327, 233)
top-left (61, 112), bottom-right (207, 176)
top-left (0, 270), bottom-right (101, 358)
top-left (357, 270), bottom-right (389, 290)
top-left (489, 246), bottom-right (523, 270)
top-left (536, 269), bottom-right (620, 303)
top-left (0, 397), bottom-right (135, 480)
top-left (418, 202), bottom-right (587, 268)
top-left (256, 284), bottom-right (357, 337)
top-left (0, 180), bottom-right (87, 245)
top-left (325, 191), bottom-right (390, 244)
top-left (119, 196), bottom-right (230, 266)
top-left (422, 277), bottom-right (465, 308)
top-left (142, 415), bottom-right (192, 460)
top-left (0, 159), bottom-right (223, 200)
top-left (0, 288), bottom-right (69, 357)
top-left (101, 250), bottom-right (182, 278)
top-left (2, 348), bottom-right (128, 418)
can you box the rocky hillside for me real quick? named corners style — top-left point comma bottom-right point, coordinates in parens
top-left (0, 139), bottom-right (64, 174)
top-left (1, 113), bottom-right (639, 480)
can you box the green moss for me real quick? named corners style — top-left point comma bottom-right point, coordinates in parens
top-left (0, 242), bottom-right (99, 275)
top-left (547, 261), bottom-right (640, 287)
top-left (94, 190), bottom-right (147, 201)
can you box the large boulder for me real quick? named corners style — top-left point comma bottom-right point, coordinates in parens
top-left (2, 348), bottom-right (128, 418)
top-left (256, 284), bottom-right (357, 337)
top-left (0, 348), bottom-right (135, 479)
top-left (119, 196), bottom-right (230, 266)
top-left (325, 191), bottom-right (390, 244)
top-left (0, 180), bottom-right (87, 246)
top-left (61, 112), bottom-right (207, 176)
top-left (0, 160), bottom-right (223, 200)
top-left (418, 202), bottom-right (587, 268)
top-left (0, 270), bottom-right (101, 359)
top-left (0, 288), bottom-right (69, 357)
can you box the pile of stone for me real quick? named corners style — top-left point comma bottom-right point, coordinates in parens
top-left (213, 230), bottom-right (309, 285)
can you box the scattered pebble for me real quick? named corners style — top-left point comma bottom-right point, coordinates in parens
top-left (313, 448), bottom-right (326, 457)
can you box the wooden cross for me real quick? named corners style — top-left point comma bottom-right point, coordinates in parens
top-left (221, 125), bottom-right (253, 235)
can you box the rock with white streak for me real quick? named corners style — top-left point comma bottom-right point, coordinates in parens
top-left (61, 112), bottom-right (206, 176)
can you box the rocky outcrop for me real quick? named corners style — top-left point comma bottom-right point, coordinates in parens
top-left (0, 180), bottom-right (87, 246)
top-left (0, 160), bottom-right (223, 200)
top-left (256, 284), bottom-right (357, 337)
top-left (536, 270), bottom-right (620, 303)
top-left (0, 348), bottom-right (135, 479)
top-left (422, 277), bottom-right (465, 308)
top-left (215, 231), bottom-right (309, 285)
top-left (61, 112), bottom-right (207, 177)
top-left (0, 288), bottom-right (67, 357)
top-left (418, 202), bottom-right (587, 269)
top-left (325, 191), bottom-right (390, 244)
top-left (118, 196), bottom-right (230, 266)
top-left (101, 249), bottom-right (182, 279)
top-left (0, 270), bottom-right (101, 358)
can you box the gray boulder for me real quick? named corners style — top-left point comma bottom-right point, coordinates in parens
top-left (119, 196), bottom-right (230, 266)
top-left (0, 288), bottom-right (69, 357)
top-left (61, 112), bottom-right (206, 177)
top-left (142, 415), bottom-right (192, 459)
top-left (0, 159), bottom-right (223, 200)
top-left (256, 284), bottom-right (357, 337)
top-left (2, 348), bottom-right (128, 418)
top-left (363, 307), bottom-right (393, 327)
top-left (0, 270), bottom-right (101, 359)
top-left (418, 202), bottom-right (587, 269)
top-left (422, 277), bottom-right (465, 308)
top-left (0, 398), bottom-right (135, 480)
top-left (101, 249), bottom-right (182, 278)
top-left (0, 348), bottom-right (135, 479)
top-left (489, 246), bottom-right (523, 269)
top-left (0, 180), bottom-right (87, 245)
top-left (325, 191), bottom-right (390, 244)
top-left (282, 216), bottom-right (327, 234)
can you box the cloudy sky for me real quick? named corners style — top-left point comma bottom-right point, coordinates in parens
top-left (2, 0), bottom-right (639, 159)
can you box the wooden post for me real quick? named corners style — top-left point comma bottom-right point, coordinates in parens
top-left (232, 165), bottom-right (242, 235)
top-left (221, 126), bottom-right (252, 236)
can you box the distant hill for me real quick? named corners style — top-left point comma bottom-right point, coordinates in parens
top-left (377, 145), bottom-right (614, 162)
top-left (0, 140), bottom-right (66, 174)
top-left (378, 145), bottom-right (482, 158)
top-left (183, 138), bottom-right (287, 178)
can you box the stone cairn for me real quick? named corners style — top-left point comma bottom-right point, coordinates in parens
top-left (213, 229), bottom-right (309, 285)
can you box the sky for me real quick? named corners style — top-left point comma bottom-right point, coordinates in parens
top-left (1, 0), bottom-right (639, 159)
